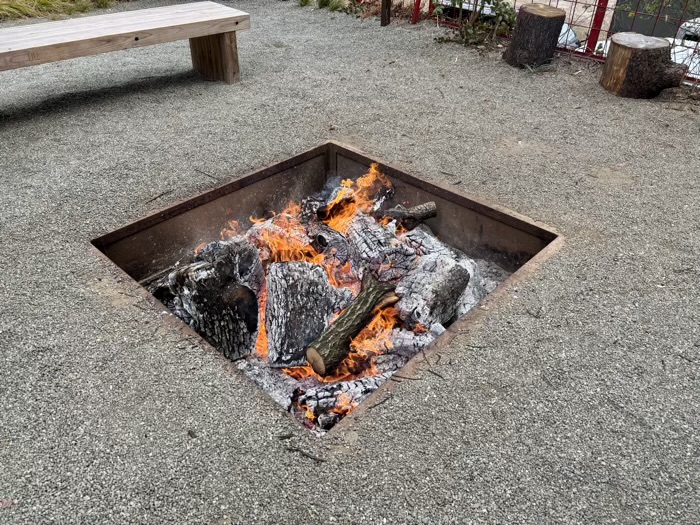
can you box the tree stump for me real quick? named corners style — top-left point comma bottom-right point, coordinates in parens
top-left (600, 32), bottom-right (687, 98)
top-left (503, 4), bottom-right (566, 68)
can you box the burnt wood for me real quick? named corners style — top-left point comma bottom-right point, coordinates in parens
top-left (347, 214), bottom-right (416, 282)
top-left (380, 201), bottom-right (437, 230)
top-left (395, 253), bottom-right (471, 328)
top-left (306, 273), bottom-right (398, 376)
top-left (266, 262), bottom-right (353, 368)
top-left (168, 238), bottom-right (263, 360)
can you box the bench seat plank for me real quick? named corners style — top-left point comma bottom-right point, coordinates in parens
top-left (0, 1), bottom-right (250, 72)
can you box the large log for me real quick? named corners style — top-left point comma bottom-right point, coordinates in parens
top-left (168, 238), bottom-right (264, 361)
top-left (395, 252), bottom-right (471, 328)
top-left (600, 32), bottom-right (687, 98)
top-left (306, 274), bottom-right (398, 376)
top-left (503, 4), bottom-right (566, 68)
top-left (265, 262), bottom-right (353, 368)
top-left (401, 225), bottom-right (486, 318)
top-left (347, 214), bottom-right (416, 282)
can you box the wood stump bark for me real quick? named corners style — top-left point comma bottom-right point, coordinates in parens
top-left (306, 274), bottom-right (397, 376)
top-left (503, 4), bottom-right (566, 68)
top-left (600, 32), bottom-right (687, 98)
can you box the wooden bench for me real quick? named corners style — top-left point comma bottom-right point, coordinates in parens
top-left (0, 1), bottom-right (250, 84)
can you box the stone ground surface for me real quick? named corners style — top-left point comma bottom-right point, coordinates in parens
top-left (1, 1), bottom-right (699, 523)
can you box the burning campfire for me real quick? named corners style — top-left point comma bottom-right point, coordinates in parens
top-left (146, 164), bottom-right (508, 434)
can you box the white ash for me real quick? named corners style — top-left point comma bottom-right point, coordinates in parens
top-left (395, 253), bottom-right (471, 328)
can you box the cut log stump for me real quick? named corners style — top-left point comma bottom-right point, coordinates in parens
top-left (600, 32), bottom-right (687, 98)
top-left (503, 4), bottom-right (566, 68)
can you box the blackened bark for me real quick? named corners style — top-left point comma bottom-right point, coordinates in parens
top-left (266, 262), bottom-right (353, 368)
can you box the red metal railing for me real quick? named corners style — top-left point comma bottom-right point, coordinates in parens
top-left (412, 0), bottom-right (700, 81)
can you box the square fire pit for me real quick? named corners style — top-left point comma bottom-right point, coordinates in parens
top-left (92, 142), bottom-right (561, 435)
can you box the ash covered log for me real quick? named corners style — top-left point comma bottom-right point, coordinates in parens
top-left (245, 214), bottom-right (314, 263)
top-left (401, 225), bottom-right (487, 318)
top-left (375, 325), bottom-right (444, 373)
top-left (347, 214), bottom-right (416, 282)
top-left (307, 222), bottom-right (356, 266)
top-left (379, 202), bottom-right (437, 231)
top-left (237, 356), bottom-right (302, 411)
top-left (294, 373), bottom-right (391, 429)
top-left (266, 262), bottom-right (353, 368)
top-left (395, 253), bottom-right (470, 328)
top-left (306, 274), bottom-right (398, 376)
top-left (168, 238), bottom-right (264, 361)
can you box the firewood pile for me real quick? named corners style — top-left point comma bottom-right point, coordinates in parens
top-left (147, 165), bottom-right (509, 434)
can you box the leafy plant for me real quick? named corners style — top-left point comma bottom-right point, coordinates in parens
top-left (0, 0), bottom-right (101, 20)
top-left (328, 0), bottom-right (345, 11)
top-left (436, 0), bottom-right (516, 47)
top-left (318, 0), bottom-right (330, 8)
top-left (299, 0), bottom-right (311, 6)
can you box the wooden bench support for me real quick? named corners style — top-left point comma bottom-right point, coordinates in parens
top-left (0, 2), bottom-right (250, 85)
top-left (190, 32), bottom-right (240, 85)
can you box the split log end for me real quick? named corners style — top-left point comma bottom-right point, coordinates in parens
top-left (306, 346), bottom-right (326, 376)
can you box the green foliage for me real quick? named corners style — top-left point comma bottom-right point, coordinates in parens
top-left (317, 0), bottom-right (330, 8)
top-left (299, 0), bottom-right (311, 6)
top-left (327, 0), bottom-right (345, 11)
top-left (0, 0), bottom-right (113, 20)
top-left (437, 0), bottom-right (516, 47)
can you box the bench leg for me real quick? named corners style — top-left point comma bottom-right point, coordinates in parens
top-left (189, 32), bottom-right (240, 84)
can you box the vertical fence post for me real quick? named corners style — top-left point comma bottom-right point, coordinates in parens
top-left (411, 0), bottom-right (422, 24)
top-left (381, 0), bottom-right (392, 25)
top-left (586, 0), bottom-right (610, 52)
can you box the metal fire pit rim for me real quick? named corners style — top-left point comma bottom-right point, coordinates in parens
top-left (89, 141), bottom-right (564, 438)
top-left (91, 141), bottom-right (561, 251)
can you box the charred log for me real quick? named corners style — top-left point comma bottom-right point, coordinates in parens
top-left (347, 214), bottom-right (416, 282)
top-left (293, 373), bottom-right (391, 417)
top-left (266, 262), bottom-right (353, 368)
top-left (168, 238), bottom-right (264, 361)
top-left (237, 357), bottom-right (302, 411)
top-left (306, 273), bottom-right (398, 376)
top-left (402, 225), bottom-right (487, 318)
top-left (307, 222), bottom-right (356, 266)
top-left (379, 201), bottom-right (437, 230)
top-left (395, 253), bottom-right (470, 328)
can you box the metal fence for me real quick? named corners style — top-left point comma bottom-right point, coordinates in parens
top-left (411, 0), bottom-right (700, 81)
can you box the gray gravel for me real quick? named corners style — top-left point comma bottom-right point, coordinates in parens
top-left (1, 1), bottom-right (699, 523)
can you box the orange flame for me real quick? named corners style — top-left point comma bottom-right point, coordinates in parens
top-left (330, 392), bottom-right (357, 416)
top-left (323, 164), bottom-right (392, 234)
top-left (282, 307), bottom-right (400, 383)
top-left (255, 285), bottom-right (269, 359)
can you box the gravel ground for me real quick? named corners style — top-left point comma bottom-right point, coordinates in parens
top-left (1, 1), bottom-right (699, 523)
